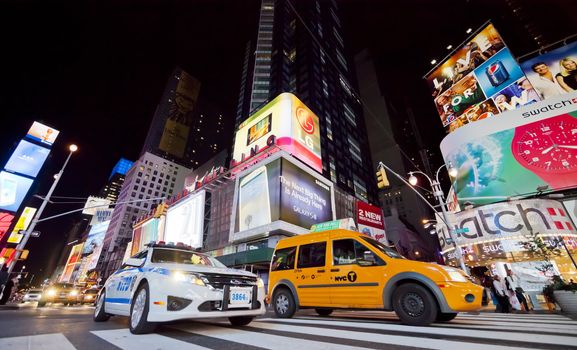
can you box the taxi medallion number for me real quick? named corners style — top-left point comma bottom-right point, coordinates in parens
top-left (228, 287), bottom-right (252, 308)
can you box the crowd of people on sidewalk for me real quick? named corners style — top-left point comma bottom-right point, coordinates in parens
top-left (481, 270), bottom-right (532, 313)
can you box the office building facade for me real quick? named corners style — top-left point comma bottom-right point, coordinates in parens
top-left (100, 158), bottom-right (134, 204)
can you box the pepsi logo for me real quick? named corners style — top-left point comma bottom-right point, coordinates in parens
top-left (488, 65), bottom-right (499, 74)
top-left (296, 106), bottom-right (315, 134)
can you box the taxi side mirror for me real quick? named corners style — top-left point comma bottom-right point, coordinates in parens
top-left (363, 251), bottom-right (375, 263)
top-left (125, 257), bottom-right (144, 267)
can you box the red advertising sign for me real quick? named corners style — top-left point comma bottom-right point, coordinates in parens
top-left (0, 211), bottom-right (15, 243)
top-left (356, 201), bottom-right (387, 243)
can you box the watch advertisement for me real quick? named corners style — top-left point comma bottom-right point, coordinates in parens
top-left (441, 91), bottom-right (577, 206)
top-left (233, 156), bottom-right (334, 241)
top-left (426, 23), bottom-right (538, 133)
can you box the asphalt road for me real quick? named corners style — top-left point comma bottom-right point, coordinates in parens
top-left (1, 304), bottom-right (577, 349)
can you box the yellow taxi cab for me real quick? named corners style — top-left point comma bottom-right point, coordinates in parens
top-left (267, 229), bottom-right (482, 326)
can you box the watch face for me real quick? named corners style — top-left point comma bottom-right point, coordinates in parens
top-left (515, 119), bottom-right (577, 173)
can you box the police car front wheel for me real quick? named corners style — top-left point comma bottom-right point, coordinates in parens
top-left (93, 291), bottom-right (110, 322)
top-left (229, 316), bottom-right (254, 326)
top-left (129, 283), bottom-right (156, 334)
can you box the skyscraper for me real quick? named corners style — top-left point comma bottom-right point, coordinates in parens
top-left (141, 67), bottom-right (201, 168)
top-left (100, 158), bottom-right (134, 204)
top-left (236, 0), bottom-right (378, 205)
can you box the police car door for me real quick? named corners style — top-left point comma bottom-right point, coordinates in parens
top-left (107, 252), bottom-right (144, 315)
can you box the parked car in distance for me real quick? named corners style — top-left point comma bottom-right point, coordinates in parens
top-left (22, 288), bottom-right (43, 303)
top-left (80, 288), bottom-right (100, 305)
top-left (38, 283), bottom-right (81, 307)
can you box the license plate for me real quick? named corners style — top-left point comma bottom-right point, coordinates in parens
top-left (228, 287), bottom-right (252, 308)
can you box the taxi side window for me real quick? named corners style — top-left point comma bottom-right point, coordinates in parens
top-left (333, 239), bottom-right (385, 266)
top-left (297, 242), bottom-right (326, 268)
top-left (271, 247), bottom-right (296, 271)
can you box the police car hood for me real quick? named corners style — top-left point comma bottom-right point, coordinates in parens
top-left (150, 263), bottom-right (257, 278)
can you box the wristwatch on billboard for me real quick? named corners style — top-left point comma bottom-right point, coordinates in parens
top-left (512, 114), bottom-right (577, 189)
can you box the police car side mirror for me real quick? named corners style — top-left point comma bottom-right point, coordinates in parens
top-left (125, 258), bottom-right (144, 267)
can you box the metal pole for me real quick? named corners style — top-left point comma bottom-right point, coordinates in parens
top-left (432, 179), bottom-right (469, 274)
top-left (7, 150), bottom-right (74, 275)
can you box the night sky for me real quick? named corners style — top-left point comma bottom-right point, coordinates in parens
top-left (0, 0), bottom-right (567, 283)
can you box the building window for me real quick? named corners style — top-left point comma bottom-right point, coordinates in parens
top-left (348, 137), bottom-right (363, 164)
top-left (329, 156), bottom-right (337, 183)
top-left (353, 176), bottom-right (368, 201)
top-left (343, 102), bottom-right (356, 126)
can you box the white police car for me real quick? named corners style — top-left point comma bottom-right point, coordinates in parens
top-left (93, 242), bottom-right (266, 334)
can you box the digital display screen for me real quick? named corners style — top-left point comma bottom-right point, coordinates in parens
top-left (0, 171), bottom-right (34, 213)
top-left (4, 140), bottom-right (50, 178)
top-left (26, 121), bottom-right (60, 146)
top-left (165, 191), bottom-right (205, 248)
top-left (247, 114), bottom-right (272, 146)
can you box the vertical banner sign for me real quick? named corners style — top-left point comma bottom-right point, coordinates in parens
top-left (356, 201), bottom-right (387, 243)
top-left (7, 207), bottom-right (37, 244)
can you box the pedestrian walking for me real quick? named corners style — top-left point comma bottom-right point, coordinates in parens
top-left (0, 277), bottom-right (15, 305)
top-left (505, 270), bottom-right (530, 312)
top-left (492, 275), bottom-right (510, 313)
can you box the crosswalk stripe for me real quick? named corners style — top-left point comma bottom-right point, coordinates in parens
top-left (246, 320), bottom-right (536, 350)
top-left (0, 333), bottom-right (76, 350)
top-left (430, 322), bottom-right (575, 336)
top-left (256, 317), bottom-right (577, 347)
top-left (91, 329), bottom-right (211, 350)
top-left (446, 318), bottom-right (577, 331)
top-left (171, 323), bottom-right (368, 350)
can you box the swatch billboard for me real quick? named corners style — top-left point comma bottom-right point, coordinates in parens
top-left (440, 91), bottom-right (577, 207)
top-left (232, 155), bottom-right (334, 242)
top-left (520, 41), bottom-right (577, 100)
top-left (232, 93), bottom-right (322, 173)
top-left (426, 23), bottom-right (538, 133)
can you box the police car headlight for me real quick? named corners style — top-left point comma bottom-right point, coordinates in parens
top-left (257, 278), bottom-right (264, 288)
top-left (441, 267), bottom-right (468, 282)
top-left (172, 271), bottom-right (205, 286)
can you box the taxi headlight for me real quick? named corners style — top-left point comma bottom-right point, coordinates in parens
top-left (85, 295), bottom-right (93, 300)
top-left (442, 267), bottom-right (468, 282)
top-left (172, 271), bottom-right (205, 286)
top-left (47, 289), bottom-right (56, 297)
top-left (69, 290), bottom-right (78, 297)
top-left (257, 278), bottom-right (264, 288)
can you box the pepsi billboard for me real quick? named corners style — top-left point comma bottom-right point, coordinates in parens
top-left (4, 140), bottom-right (50, 178)
top-left (426, 24), bottom-right (538, 133)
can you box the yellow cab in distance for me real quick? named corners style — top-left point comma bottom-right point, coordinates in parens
top-left (267, 229), bottom-right (482, 326)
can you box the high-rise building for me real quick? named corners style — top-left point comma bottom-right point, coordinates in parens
top-left (98, 152), bottom-right (190, 278)
top-left (236, 0), bottom-right (378, 205)
top-left (100, 158), bottom-right (134, 204)
top-left (141, 67), bottom-right (201, 168)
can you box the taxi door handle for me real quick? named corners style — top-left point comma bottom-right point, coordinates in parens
top-left (330, 268), bottom-right (340, 272)
top-left (317, 269), bottom-right (325, 273)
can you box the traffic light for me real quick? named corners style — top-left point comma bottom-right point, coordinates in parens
top-left (376, 168), bottom-right (390, 189)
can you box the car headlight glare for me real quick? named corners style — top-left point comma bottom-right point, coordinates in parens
top-left (47, 289), bottom-right (56, 296)
top-left (257, 278), bottom-right (264, 288)
top-left (441, 267), bottom-right (468, 282)
top-left (172, 271), bottom-right (205, 286)
top-left (69, 290), bottom-right (78, 296)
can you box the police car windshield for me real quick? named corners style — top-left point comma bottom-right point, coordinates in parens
top-left (151, 248), bottom-right (226, 267)
top-left (361, 237), bottom-right (404, 259)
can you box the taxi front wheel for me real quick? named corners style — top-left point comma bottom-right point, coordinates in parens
top-left (272, 288), bottom-right (296, 318)
top-left (392, 283), bottom-right (438, 326)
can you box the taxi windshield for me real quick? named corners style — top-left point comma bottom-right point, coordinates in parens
top-left (151, 248), bottom-right (226, 267)
top-left (361, 237), bottom-right (404, 259)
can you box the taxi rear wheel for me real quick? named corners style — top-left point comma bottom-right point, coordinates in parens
top-left (392, 283), bottom-right (437, 326)
top-left (436, 312), bottom-right (458, 322)
top-left (273, 288), bottom-right (296, 318)
top-left (94, 290), bottom-right (110, 322)
top-left (129, 283), bottom-right (156, 334)
top-left (229, 316), bottom-right (254, 326)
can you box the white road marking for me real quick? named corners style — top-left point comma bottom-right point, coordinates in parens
top-left (91, 329), bottom-right (211, 350)
top-left (0, 333), bottom-right (76, 350)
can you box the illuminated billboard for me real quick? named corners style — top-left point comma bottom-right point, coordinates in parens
top-left (82, 196), bottom-right (111, 216)
top-left (440, 91), bottom-right (577, 206)
top-left (232, 155), bottom-right (334, 242)
top-left (356, 201), bottom-right (387, 243)
top-left (232, 93), bottom-right (322, 173)
top-left (164, 190), bottom-right (205, 248)
top-left (4, 140), bottom-right (50, 178)
top-left (426, 24), bottom-right (537, 133)
top-left (26, 121), bottom-right (60, 146)
top-left (520, 41), bottom-right (577, 100)
top-left (436, 199), bottom-right (577, 270)
top-left (60, 243), bottom-right (84, 283)
top-left (0, 171), bottom-right (34, 213)
top-left (0, 211), bottom-right (16, 242)
top-left (7, 207), bottom-right (37, 244)
top-left (84, 220), bottom-right (110, 270)
top-left (132, 216), bottom-right (164, 255)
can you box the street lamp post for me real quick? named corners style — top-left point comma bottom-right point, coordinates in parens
top-left (408, 164), bottom-right (469, 274)
top-left (6, 144), bottom-right (78, 275)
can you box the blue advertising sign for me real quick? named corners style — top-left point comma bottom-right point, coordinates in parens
top-left (473, 48), bottom-right (524, 98)
top-left (4, 140), bottom-right (50, 178)
top-left (0, 171), bottom-right (34, 213)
